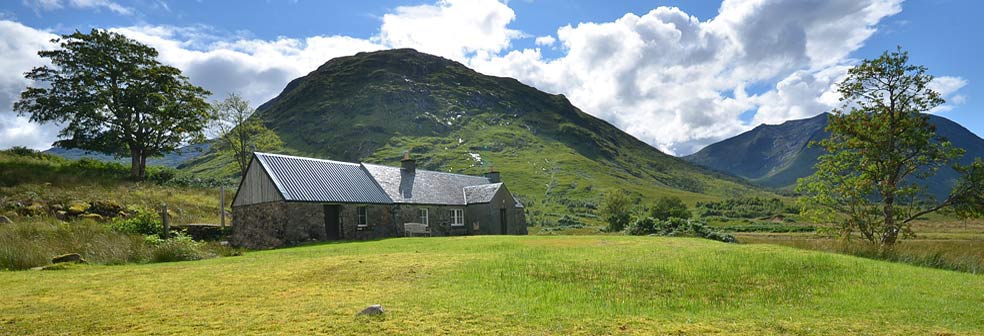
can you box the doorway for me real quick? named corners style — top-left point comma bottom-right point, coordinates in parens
top-left (499, 208), bottom-right (508, 234)
top-left (324, 205), bottom-right (340, 240)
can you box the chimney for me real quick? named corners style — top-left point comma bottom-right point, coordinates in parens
top-left (401, 151), bottom-right (416, 173)
top-left (483, 166), bottom-right (500, 183)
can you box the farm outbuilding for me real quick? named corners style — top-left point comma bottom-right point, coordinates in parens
top-left (231, 152), bottom-right (526, 249)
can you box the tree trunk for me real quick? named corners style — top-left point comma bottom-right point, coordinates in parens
top-left (881, 194), bottom-right (898, 245)
top-left (129, 147), bottom-right (142, 180)
top-left (129, 147), bottom-right (146, 180)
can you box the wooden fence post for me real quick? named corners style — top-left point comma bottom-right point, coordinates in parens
top-left (161, 203), bottom-right (170, 239)
top-left (220, 185), bottom-right (226, 229)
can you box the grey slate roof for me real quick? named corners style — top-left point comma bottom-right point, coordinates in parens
top-left (463, 183), bottom-right (502, 204)
top-left (362, 163), bottom-right (492, 205)
top-left (254, 153), bottom-right (393, 204)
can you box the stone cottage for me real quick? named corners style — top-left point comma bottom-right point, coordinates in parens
top-left (231, 152), bottom-right (526, 249)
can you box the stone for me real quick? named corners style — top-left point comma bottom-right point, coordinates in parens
top-left (67, 201), bottom-right (91, 215)
top-left (51, 253), bottom-right (86, 264)
top-left (0, 215), bottom-right (11, 224)
top-left (90, 200), bottom-right (124, 217)
top-left (357, 304), bottom-right (384, 316)
top-left (19, 203), bottom-right (46, 217)
top-left (79, 213), bottom-right (104, 222)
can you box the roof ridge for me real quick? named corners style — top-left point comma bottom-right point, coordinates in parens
top-left (255, 152), bottom-right (362, 166)
top-left (360, 162), bottom-right (491, 181)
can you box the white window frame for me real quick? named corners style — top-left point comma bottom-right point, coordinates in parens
top-left (357, 206), bottom-right (369, 227)
top-left (419, 208), bottom-right (429, 225)
top-left (450, 209), bottom-right (464, 227)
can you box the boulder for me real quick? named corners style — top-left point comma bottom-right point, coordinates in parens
top-left (51, 253), bottom-right (86, 264)
top-left (90, 200), bottom-right (124, 217)
top-left (79, 213), bottom-right (104, 222)
top-left (0, 215), bottom-right (11, 224)
top-left (67, 201), bottom-right (91, 215)
top-left (19, 203), bottom-right (46, 217)
top-left (357, 304), bottom-right (385, 316)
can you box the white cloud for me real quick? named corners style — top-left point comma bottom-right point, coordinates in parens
top-left (24, 0), bottom-right (134, 16)
top-left (373, 0), bottom-right (523, 62)
top-left (0, 20), bottom-right (60, 150)
top-left (0, 0), bottom-right (946, 156)
top-left (534, 35), bottom-right (555, 46)
top-left (928, 76), bottom-right (968, 114)
top-left (472, 0), bottom-right (903, 154)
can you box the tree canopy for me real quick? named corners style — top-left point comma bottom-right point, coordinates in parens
top-left (797, 47), bottom-right (984, 246)
top-left (14, 29), bottom-right (210, 179)
top-left (210, 92), bottom-right (284, 177)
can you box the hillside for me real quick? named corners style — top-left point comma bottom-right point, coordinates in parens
top-left (44, 143), bottom-right (211, 168)
top-left (685, 113), bottom-right (984, 197)
top-left (2, 236), bottom-right (982, 334)
top-left (182, 49), bottom-right (770, 223)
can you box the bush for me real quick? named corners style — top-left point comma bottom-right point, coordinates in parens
top-left (650, 196), bottom-right (691, 220)
top-left (145, 231), bottom-right (213, 263)
top-left (109, 208), bottom-right (162, 235)
top-left (626, 217), bottom-right (736, 243)
top-left (696, 197), bottom-right (786, 219)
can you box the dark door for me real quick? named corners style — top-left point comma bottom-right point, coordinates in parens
top-left (499, 208), bottom-right (508, 234)
top-left (324, 205), bottom-right (340, 240)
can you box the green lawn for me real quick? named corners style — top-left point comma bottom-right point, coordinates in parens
top-left (1, 236), bottom-right (981, 335)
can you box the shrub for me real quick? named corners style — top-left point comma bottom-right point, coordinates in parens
top-left (109, 208), bottom-right (162, 235)
top-left (650, 196), bottom-right (691, 220)
top-left (145, 231), bottom-right (213, 262)
top-left (695, 197), bottom-right (786, 219)
top-left (626, 217), bottom-right (736, 243)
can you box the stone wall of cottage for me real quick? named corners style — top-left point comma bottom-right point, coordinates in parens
top-left (338, 204), bottom-right (398, 240)
top-left (231, 201), bottom-right (288, 249)
top-left (392, 204), bottom-right (469, 236)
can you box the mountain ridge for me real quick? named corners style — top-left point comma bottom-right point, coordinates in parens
top-left (684, 112), bottom-right (984, 198)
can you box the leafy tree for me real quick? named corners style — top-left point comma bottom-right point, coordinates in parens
top-left (14, 29), bottom-right (210, 179)
top-left (797, 48), bottom-right (984, 246)
top-left (210, 93), bottom-right (284, 177)
top-left (600, 191), bottom-right (632, 232)
top-left (650, 196), bottom-right (691, 220)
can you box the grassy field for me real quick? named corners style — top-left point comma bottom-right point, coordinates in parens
top-left (2, 235), bottom-right (982, 335)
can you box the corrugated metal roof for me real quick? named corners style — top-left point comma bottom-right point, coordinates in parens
top-left (463, 183), bottom-right (502, 204)
top-left (254, 153), bottom-right (393, 204)
top-left (362, 163), bottom-right (493, 205)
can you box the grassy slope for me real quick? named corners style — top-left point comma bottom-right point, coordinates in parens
top-left (2, 236), bottom-right (981, 335)
top-left (181, 49), bottom-right (772, 224)
top-left (0, 151), bottom-right (227, 225)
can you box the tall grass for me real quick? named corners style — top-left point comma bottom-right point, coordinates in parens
top-left (0, 220), bottom-right (148, 270)
top-left (0, 219), bottom-right (239, 270)
top-left (738, 235), bottom-right (984, 274)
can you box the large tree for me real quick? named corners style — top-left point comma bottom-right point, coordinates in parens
top-left (209, 92), bottom-right (284, 177)
top-left (797, 48), bottom-right (984, 246)
top-left (14, 29), bottom-right (211, 179)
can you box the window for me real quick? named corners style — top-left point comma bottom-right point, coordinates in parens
top-left (419, 208), bottom-right (429, 225)
top-left (357, 206), bottom-right (368, 227)
top-left (450, 209), bottom-right (464, 226)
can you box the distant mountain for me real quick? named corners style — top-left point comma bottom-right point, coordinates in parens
top-left (45, 142), bottom-right (211, 168)
top-left (684, 113), bottom-right (984, 199)
top-left (181, 48), bottom-right (770, 220)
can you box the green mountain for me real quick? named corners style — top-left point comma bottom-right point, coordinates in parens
top-left (182, 48), bottom-right (769, 223)
top-left (684, 112), bottom-right (984, 198)
top-left (44, 143), bottom-right (210, 168)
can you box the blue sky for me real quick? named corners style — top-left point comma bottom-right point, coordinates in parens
top-left (0, 0), bottom-right (980, 155)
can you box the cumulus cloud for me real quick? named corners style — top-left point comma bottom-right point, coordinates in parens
top-left (24, 0), bottom-right (134, 16)
top-left (534, 35), bottom-right (555, 46)
top-left (374, 0), bottom-right (523, 61)
top-left (470, 0), bottom-right (906, 154)
top-left (2, 0), bottom-right (962, 156)
top-left (0, 20), bottom-right (61, 149)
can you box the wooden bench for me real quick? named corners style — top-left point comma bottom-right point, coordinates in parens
top-left (404, 223), bottom-right (431, 237)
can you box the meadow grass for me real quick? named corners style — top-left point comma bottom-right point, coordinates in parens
top-left (1, 235), bottom-right (981, 335)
